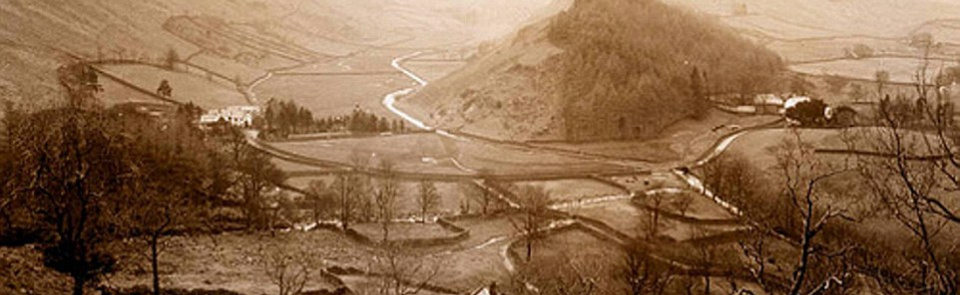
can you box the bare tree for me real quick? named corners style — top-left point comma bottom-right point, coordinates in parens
top-left (236, 145), bottom-right (287, 231)
top-left (621, 246), bottom-right (675, 295)
top-left (509, 251), bottom-right (604, 295)
top-left (852, 93), bottom-right (960, 293)
top-left (642, 191), bottom-right (668, 238)
top-left (372, 245), bottom-right (441, 295)
top-left (673, 192), bottom-right (695, 217)
top-left (769, 129), bottom-right (852, 295)
top-left (700, 151), bottom-right (761, 205)
top-left (417, 180), bottom-right (440, 223)
top-left (333, 172), bottom-right (361, 230)
top-left (335, 152), bottom-right (371, 230)
top-left (738, 227), bottom-right (772, 293)
top-left (848, 83), bottom-right (865, 103)
top-left (511, 185), bottom-right (552, 262)
top-left (122, 120), bottom-right (212, 295)
top-left (257, 238), bottom-right (314, 295)
top-left (374, 159), bottom-right (400, 242)
top-left (462, 181), bottom-right (495, 215)
top-left (691, 227), bottom-right (716, 295)
top-left (876, 70), bottom-right (890, 98)
top-left (307, 179), bottom-right (335, 227)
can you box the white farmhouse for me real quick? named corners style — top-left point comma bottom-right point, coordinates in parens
top-left (199, 105), bottom-right (261, 127)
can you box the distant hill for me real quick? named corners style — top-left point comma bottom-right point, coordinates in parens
top-left (0, 0), bottom-right (564, 108)
top-left (405, 0), bottom-right (784, 142)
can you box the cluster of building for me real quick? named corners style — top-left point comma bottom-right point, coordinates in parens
top-left (198, 105), bottom-right (261, 127)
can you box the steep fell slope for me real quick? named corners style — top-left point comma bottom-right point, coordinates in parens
top-left (0, 0), bottom-right (567, 108)
top-left (406, 0), bottom-right (784, 142)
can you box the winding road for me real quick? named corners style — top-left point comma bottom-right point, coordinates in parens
top-left (382, 50), bottom-right (753, 218)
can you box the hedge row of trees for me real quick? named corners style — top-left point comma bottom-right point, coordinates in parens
top-left (261, 98), bottom-right (408, 138)
top-left (546, 0), bottom-right (783, 141)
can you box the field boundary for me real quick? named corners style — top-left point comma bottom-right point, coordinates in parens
top-left (629, 197), bottom-right (743, 226)
top-left (88, 64), bottom-right (182, 106)
top-left (814, 148), bottom-right (951, 161)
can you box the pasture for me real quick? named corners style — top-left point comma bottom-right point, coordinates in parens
top-left (98, 64), bottom-right (249, 109)
top-left (109, 230), bottom-right (373, 295)
top-left (791, 57), bottom-right (959, 84)
top-left (536, 110), bottom-right (780, 165)
top-left (509, 178), bottom-right (626, 204)
top-left (253, 73), bottom-right (410, 119)
top-left (508, 228), bottom-right (628, 294)
top-left (266, 133), bottom-right (630, 178)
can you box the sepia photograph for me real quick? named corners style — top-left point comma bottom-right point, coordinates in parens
top-left (1, 0), bottom-right (960, 294)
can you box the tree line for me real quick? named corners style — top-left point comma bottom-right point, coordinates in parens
top-left (260, 98), bottom-right (408, 139)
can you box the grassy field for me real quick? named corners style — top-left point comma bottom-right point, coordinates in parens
top-left (510, 178), bottom-right (626, 204)
top-left (267, 133), bottom-right (628, 177)
top-left (254, 73), bottom-right (410, 119)
top-left (722, 14), bottom-right (837, 40)
top-left (418, 237), bottom-right (512, 292)
top-left (537, 110), bottom-right (780, 164)
top-left (273, 160), bottom-right (334, 178)
top-left (186, 53), bottom-right (268, 84)
top-left (451, 140), bottom-right (630, 176)
top-left (663, 0), bottom-right (960, 38)
top-left (724, 127), bottom-right (947, 172)
top-left (657, 0), bottom-right (960, 89)
top-left (266, 133), bottom-right (466, 176)
top-left (563, 200), bottom-right (743, 242)
top-left (916, 21), bottom-right (960, 45)
top-left (791, 57), bottom-right (959, 84)
top-left (352, 222), bottom-right (458, 243)
top-left (278, 49), bottom-right (403, 74)
top-left (563, 200), bottom-right (646, 238)
top-left (97, 74), bottom-right (175, 106)
top-left (643, 190), bottom-right (738, 221)
top-left (287, 176), bottom-right (491, 222)
top-left (403, 214), bottom-right (535, 292)
top-left (447, 214), bottom-right (521, 249)
top-left (609, 172), bottom-right (690, 193)
top-left (508, 228), bottom-right (628, 294)
top-left (402, 60), bottom-right (467, 82)
top-left (393, 181), bottom-right (479, 218)
top-left (768, 38), bottom-right (918, 63)
top-left (99, 64), bottom-right (248, 109)
top-left (111, 230), bottom-right (373, 295)
top-left (339, 275), bottom-right (450, 295)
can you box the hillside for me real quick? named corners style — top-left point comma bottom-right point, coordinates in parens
top-left (404, 0), bottom-right (784, 142)
top-left (0, 0), bottom-right (565, 110)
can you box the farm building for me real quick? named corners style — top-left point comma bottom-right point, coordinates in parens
top-left (753, 94), bottom-right (784, 114)
top-left (199, 105), bottom-right (261, 127)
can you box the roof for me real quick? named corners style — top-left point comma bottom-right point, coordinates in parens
top-left (783, 96), bottom-right (812, 109)
top-left (754, 94), bottom-right (784, 105)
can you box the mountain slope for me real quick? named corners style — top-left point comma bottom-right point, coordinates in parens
top-left (0, 0), bottom-right (565, 109)
top-left (405, 0), bottom-right (784, 142)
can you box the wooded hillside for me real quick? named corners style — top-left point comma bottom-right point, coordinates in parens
top-left (549, 0), bottom-right (784, 141)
